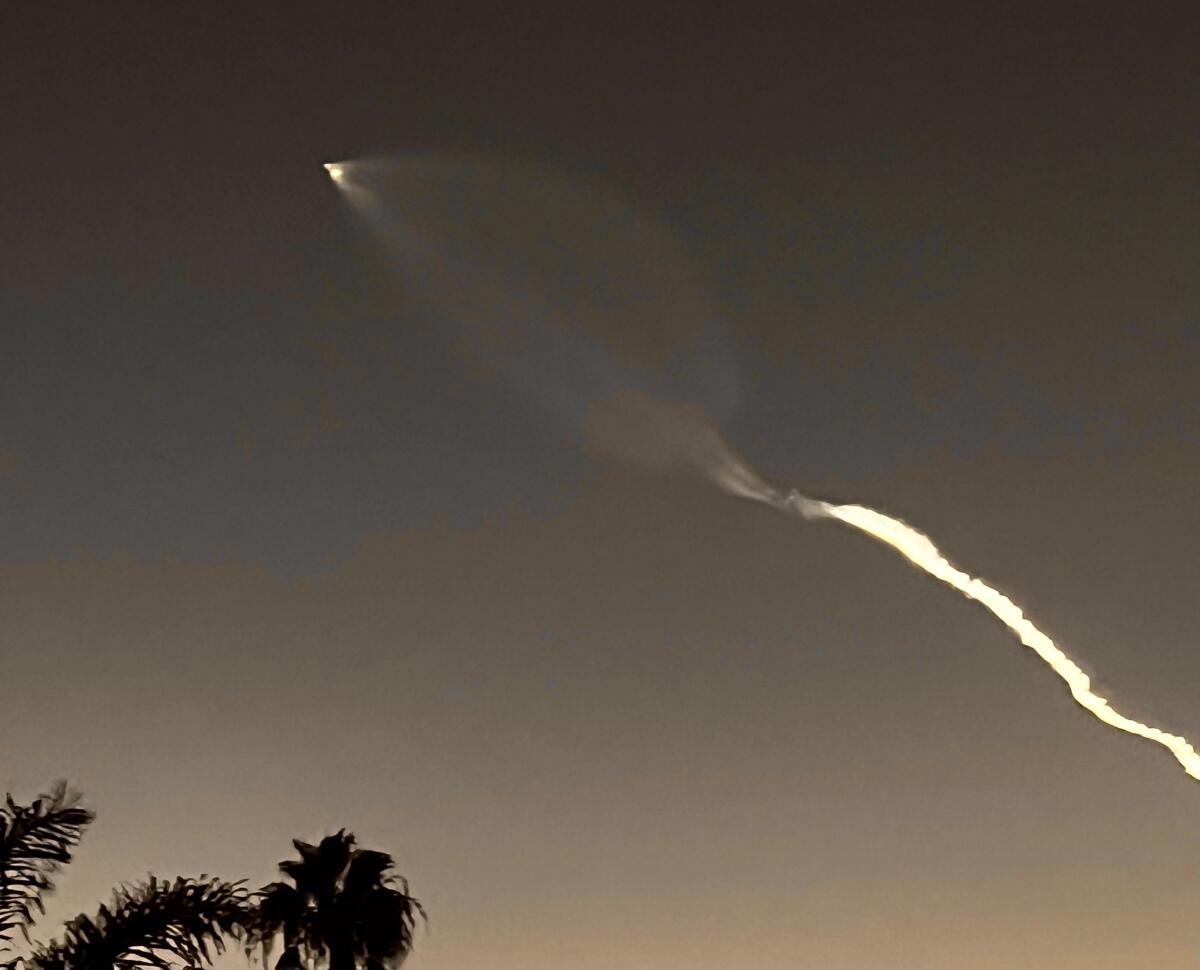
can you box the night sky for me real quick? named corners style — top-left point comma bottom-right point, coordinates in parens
top-left (4, 4), bottom-right (1200, 969)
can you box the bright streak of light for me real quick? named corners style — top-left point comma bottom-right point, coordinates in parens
top-left (812, 498), bottom-right (1200, 780)
top-left (324, 162), bottom-right (345, 183)
top-left (727, 475), bottom-right (1200, 781)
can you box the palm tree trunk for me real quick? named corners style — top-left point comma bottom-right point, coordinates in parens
top-left (274, 945), bottom-right (304, 970)
top-left (330, 941), bottom-right (356, 970)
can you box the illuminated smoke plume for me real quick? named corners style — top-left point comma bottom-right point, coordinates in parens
top-left (325, 160), bottom-right (1199, 782)
top-left (617, 396), bottom-right (1200, 782)
top-left (324, 156), bottom-right (738, 434)
top-left (584, 389), bottom-right (771, 499)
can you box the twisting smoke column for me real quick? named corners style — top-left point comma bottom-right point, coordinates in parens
top-left (709, 455), bottom-right (1200, 781)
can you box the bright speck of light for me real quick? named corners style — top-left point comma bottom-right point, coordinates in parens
top-left (324, 163), bottom-right (345, 182)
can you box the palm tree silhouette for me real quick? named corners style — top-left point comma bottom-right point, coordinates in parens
top-left (1, 784), bottom-right (247, 970)
top-left (26, 877), bottom-right (247, 970)
top-left (0, 783), bottom-right (94, 952)
top-left (247, 831), bottom-right (424, 970)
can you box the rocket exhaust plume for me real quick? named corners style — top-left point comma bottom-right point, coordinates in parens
top-left (592, 391), bottom-right (1200, 782)
top-left (324, 154), bottom-right (1197, 782)
top-left (774, 492), bottom-right (1200, 781)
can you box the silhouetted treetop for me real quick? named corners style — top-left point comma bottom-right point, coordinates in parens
top-left (247, 831), bottom-right (423, 970)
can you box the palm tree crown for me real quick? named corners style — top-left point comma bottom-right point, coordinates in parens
top-left (26, 877), bottom-right (249, 970)
top-left (0, 784), bottom-right (95, 952)
top-left (2, 784), bottom-right (247, 970)
top-left (247, 832), bottom-right (423, 970)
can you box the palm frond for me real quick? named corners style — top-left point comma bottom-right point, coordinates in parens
top-left (244, 883), bottom-right (304, 969)
top-left (355, 887), bottom-right (424, 968)
top-left (28, 876), bottom-right (249, 970)
top-left (339, 854), bottom-right (391, 903)
top-left (0, 784), bottom-right (95, 948)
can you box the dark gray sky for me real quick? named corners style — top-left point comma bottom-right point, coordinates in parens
top-left (3, 4), bottom-right (1200, 969)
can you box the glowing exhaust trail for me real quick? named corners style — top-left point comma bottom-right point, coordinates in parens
top-left (712, 459), bottom-right (1200, 781)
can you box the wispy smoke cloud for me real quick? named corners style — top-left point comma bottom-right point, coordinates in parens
top-left (582, 388), bottom-right (771, 501)
top-left (328, 153), bottom-right (738, 439)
